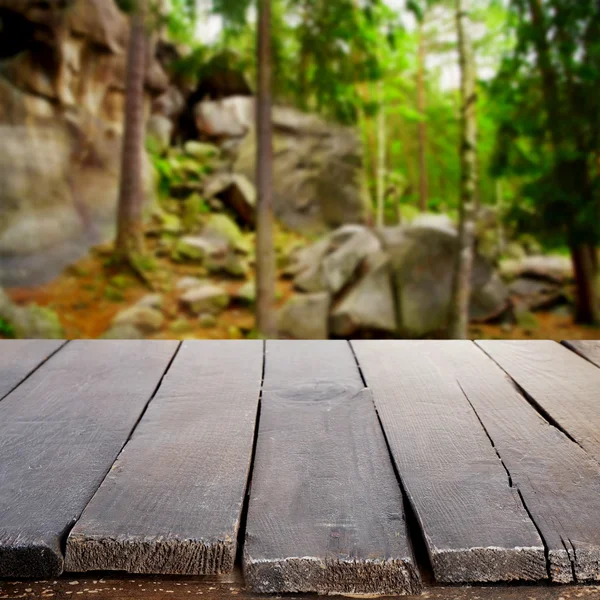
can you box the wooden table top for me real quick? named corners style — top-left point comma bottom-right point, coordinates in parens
top-left (1, 339), bottom-right (600, 598)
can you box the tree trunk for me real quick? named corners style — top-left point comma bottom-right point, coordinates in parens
top-left (376, 79), bottom-right (386, 228)
top-left (417, 22), bottom-right (428, 213)
top-left (448, 0), bottom-right (478, 340)
top-left (256, 0), bottom-right (278, 338)
top-left (571, 243), bottom-right (600, 325)
top-left (116, 0), bottom-right (147, 261)
top-left (495, 178), bottom-right (506, 256)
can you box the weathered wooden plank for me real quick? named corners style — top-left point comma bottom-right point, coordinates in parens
top-left (66, 340), bottom-right (264, 575)
top-left (476, 340), bottom-right (600, 465)
top-left (243, 340), bottom-right (421, 596)
top-left (0, 340), bottom-right (65, 401)
top-left (562, 340), bottom-right (600, 369)
top-left (429, 341), bottom-right (600, 583)
top-left (0, 340), bottom-right (179, 578)
top-left (352, 340), bottom-right (546, 584)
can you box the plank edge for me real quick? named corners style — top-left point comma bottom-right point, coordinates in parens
top-left (243, 552), bottom-right (422, 595)
top-left (65, 534), bottom-right (236, 575)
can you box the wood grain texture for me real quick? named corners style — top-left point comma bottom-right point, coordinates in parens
top-left (0, 339), bottom-right (65, 401)
top-left (243, 340), bottom-right (421, 596)
top-left (429, 341), bottom-right (600, 583)
top-left (352, 341), bottom-right (546, 584)
top-left (476, 340), bottom-right (600, 465)
top-left (66, 341), bottom-right (264, 576)
top-left (562, 340), bottom-right (600, 369)
top-left (0, 340), bottom-right (179, 578)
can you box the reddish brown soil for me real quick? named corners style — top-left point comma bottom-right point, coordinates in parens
top-left (4, 241), bottom-right (599, 341)
top-left (5, 242), bottom-right (295, 340)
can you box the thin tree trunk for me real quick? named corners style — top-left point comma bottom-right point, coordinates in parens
top-left (256, 0), bottom-right (277, 338)
top-left (116, 0), bottom-right (147, 260)
top-left (417, 22), bottom-right (428, 212)
top-left (376, 79), bottom-right (386, 228)
top-left (495, 178), bottom-right (506, 256)
top-left (448, 0), bottom-right (478, 339)
top-left (571, 243), bottom-right (600, 325)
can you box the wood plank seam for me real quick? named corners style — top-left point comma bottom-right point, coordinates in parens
top-left (66, 341), bottom-right (263, 575)
top-left (449, 342), bottom-right (600, 583)
top-left (235, 340), bottom-right (266, 566)
top-left (59, 341), bottom-right (184, 564)
top-left (561, 341), bottom-right (600, 369)
top-left (455, 379), bottom-right (554, 581)
top-left (243, 340), bottom-right (421, 595)
top-left (347, 340), bottom-right (434, 580)
top-left (351, 340), bottom-right (547, 584)
top-left (0, 340), bottom-right (67, 404)
top-left (476, 344), bottom-right (585, 454)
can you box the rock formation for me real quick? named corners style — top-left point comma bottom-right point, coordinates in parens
top-left (281, 220), bottom-right (511, 339)
top-left (194, 96), bottom-right (372, 235)
top-left (0, 0), bottom-right (168, 287)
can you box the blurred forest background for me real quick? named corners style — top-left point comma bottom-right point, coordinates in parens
top-left (0, 0), bottom-right (598, 341)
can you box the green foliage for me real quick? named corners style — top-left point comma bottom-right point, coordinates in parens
top-left (0, 317), bottom-right (15, 339)
top-left (489, 0), bottom-right (600, 246)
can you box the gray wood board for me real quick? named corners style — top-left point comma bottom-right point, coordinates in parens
top-left (429, 341), bottom-right (600, 583)
top-left (0, 340), bottom-right (179, 578)
top-left (66, 340), bottom-right (264, 576)
top-left (0, 339), bottom-right (65, 401)
top-left (352, 340), bottom-right (546, 584)
top-left (243, 340), bottom-right (421, 596)
top-left (562, 340), bottom-right (600, 369)
top-left (476, 340), bottom-right (600, 465)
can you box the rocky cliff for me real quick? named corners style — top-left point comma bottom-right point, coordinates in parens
top-left (0, 0), bottom-right (167, 287)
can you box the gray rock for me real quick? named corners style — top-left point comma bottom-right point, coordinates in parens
top-left (235, 280), bottom-right (256, 304)
top-left (278, 292), bottom-right (330, 340)
top-left (199, 313), bottom-right (218, 328)
top-left (508, 277), bottom-right (564, 311)
top-left (100, 324), bottom-right (144, 340)
top-left (202, 213), bottom-right (251, 255)
top-left (292, 225), bottom-right (380, 294)
top-left (499, 255), bottom-right (574, 283)
top-left (0, 0), bottom-right (164, 287)
top-left (322, 226), bottom-right (381, 294)
top-left (183, 141), bottom-right (220, 161)
top-left (470, 273), bottom-right (510, 322)
top-left (384, 222), bottom-right (508, 337)
top-left (147, 115), bottom-right (173, 153)
top-left (174, 236), bottom-right (223, 262)
top-left (203, 173), bottom-right (256, 226)
top-left (292, 237), bottom-right (330, 292)
top-left (330, 252), bottom-right (397, 336)
top-left (136, 293), bottom-right (164, 310)
top-left (179, 285), bottom-right (230, 315)
top-left (112, 305), bottom-right (165, 334)
top-left (206, 253), bottom-right (250, 278)
top-left (176, 276), bottom-right (208, 290)
top-left (0, 289), bottom-right (64, 339)
top-left (202, 97), bottom-right (372, 235)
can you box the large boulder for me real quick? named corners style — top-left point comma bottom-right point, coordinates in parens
top-left (380, 222), bottom-right (510, 337)
top-left (194, 96), bottom-right (372, 235)
top-left (330, 252), bottom-right (397, 336)
top-left (0, 0), bottom-right (168, 287)
top-left (499, 255), bottom-right (574, 284)
top-left (278, 292), bottom-right (330, 340)
top-left (291, 225), bottom-right (382, 294)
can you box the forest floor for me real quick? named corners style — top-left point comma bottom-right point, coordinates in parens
top-left (4, 237), bottom-right (600, 341)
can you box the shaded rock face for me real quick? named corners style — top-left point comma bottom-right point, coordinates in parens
top-left (194, 96), bottom-right (372, 235)
top-left (283, 222), bottom-right (510, 339)
top-left (380, 223), bottom-right (510, 337)
top-left (0, 0), bottom-right (167, 287)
